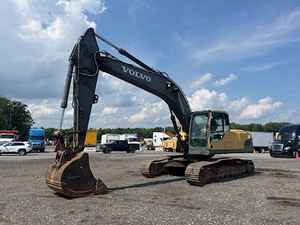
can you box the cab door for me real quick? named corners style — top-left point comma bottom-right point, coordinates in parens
top-left (188, 112), bottom-right (210, 155)
top-left (209, 112), bottom-right (231, 153)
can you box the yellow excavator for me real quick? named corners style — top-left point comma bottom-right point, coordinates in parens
top-left (46, 28), bottom-right (254, 198)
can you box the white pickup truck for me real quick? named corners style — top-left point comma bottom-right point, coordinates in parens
top-left (0, 141), bottom-right (32, 156)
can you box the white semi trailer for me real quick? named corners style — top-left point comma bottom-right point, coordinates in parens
top-left (101, 134), bottom-right (121, 144)
top-left (101, 133), bottom-right (140, 150)
top-left (249, 131), bottom-right (274, 153)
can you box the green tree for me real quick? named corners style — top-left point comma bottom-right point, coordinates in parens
top-left (45, 128), bottom-right (57, 140)
top-left (0, 96), bottom-right (33, 139)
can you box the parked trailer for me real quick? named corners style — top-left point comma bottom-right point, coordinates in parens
top-left (101, 134), bottom-right (121, 144)
top-left (249, 131), bottom-right (273, 153)
top-left (0, 130), bottom-right (18, 142)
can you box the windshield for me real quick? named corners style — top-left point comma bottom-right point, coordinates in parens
top-left (278, 126), bottom-right (297, 142)
top-left (30, 136), bottom-right (44, 141)
top-left (190, 114), bottom-right (209, 147)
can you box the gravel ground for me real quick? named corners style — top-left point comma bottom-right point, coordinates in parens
top-left (0, 150), bottom-right (299, 225)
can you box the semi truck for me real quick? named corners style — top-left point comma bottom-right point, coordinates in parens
top-left (152, 132), bottom-right (170, 149)
top-left (270, 124), bottom-right (300, 158)
top-left (28, 128), bottom-right (45, 152)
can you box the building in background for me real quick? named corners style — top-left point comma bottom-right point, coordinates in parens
top-left (0, 130), bottom-right (18, 142)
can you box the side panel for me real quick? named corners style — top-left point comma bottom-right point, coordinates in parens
top-left (209, 130), bottom-right (253, 154)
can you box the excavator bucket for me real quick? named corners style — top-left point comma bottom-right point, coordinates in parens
top-left (46, 151), bottom-right (108, 198)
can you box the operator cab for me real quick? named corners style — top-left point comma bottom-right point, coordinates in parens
top-left (188, 110), bottom-right (252, 156)
top-left (189, 110), bottom-right (229, 155)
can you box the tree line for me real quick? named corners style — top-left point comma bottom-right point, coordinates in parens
top-left (0, 96), bottom-right (33, 139)
top-left (44, 122), bottom-right (292, 141)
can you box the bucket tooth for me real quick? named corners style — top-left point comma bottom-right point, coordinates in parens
top-left (46, 152), bottom-right (108, 198)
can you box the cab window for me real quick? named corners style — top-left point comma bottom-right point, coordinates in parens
top-left (211, 113), bottom-right (229, 133)
top-left (190, 114), bottom-right (209, 147)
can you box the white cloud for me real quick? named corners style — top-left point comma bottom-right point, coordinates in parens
top-left (227, 97), bottom-right (249, 112)
top-left (27, 99), bottom-right (73, 128)
top-left (190, 9), bottom-right (300, 63)
top-left (191, 73), bottom-right (213, 88)
top-left (102, 106), bottom-right (119, 115)
top-left (125, 88), bottom-right (284, 127)
top-left (188, 89), bottom-right (227, 110)
top-left (0, 1), bottom-right (289, 128)
top-left (128, 101), bottom-right (168, 125)
top-left (0, 0), bottom-right (108, 127)
top-left (243, 62), bottom-right (284, 72)
top-left (0, 0), bottom-right (106, 100)
top-left (187, 89), bottom-right (283, 122)
top-left (240, 97), bottom-right (283, 119)
top-left (215, 74), bottom-right (238, 87)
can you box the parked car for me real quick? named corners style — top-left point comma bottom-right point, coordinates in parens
top-left (96, 140), bottom-right (135, 153)
top-left (0, 141), bottom-right (8, 146)
top-left (0, 141), bottom-right (32, 156)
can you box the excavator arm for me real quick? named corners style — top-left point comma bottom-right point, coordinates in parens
top-left (62, 28), bottom-right (191, 153)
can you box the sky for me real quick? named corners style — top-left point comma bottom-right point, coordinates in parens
top-left (1, 0), bottom-right (300, 128)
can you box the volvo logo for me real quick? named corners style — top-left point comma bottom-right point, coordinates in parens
top-left (121, 66), bottom-right (151, 82)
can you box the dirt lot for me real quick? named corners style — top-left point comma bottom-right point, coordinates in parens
top-left (0, 150), bottom-right (299, 225)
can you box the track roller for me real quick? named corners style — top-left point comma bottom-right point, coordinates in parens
top-left (185, 158), bottom-right (255, 186)
top-left (142, 157), bottom-right (170, 178)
